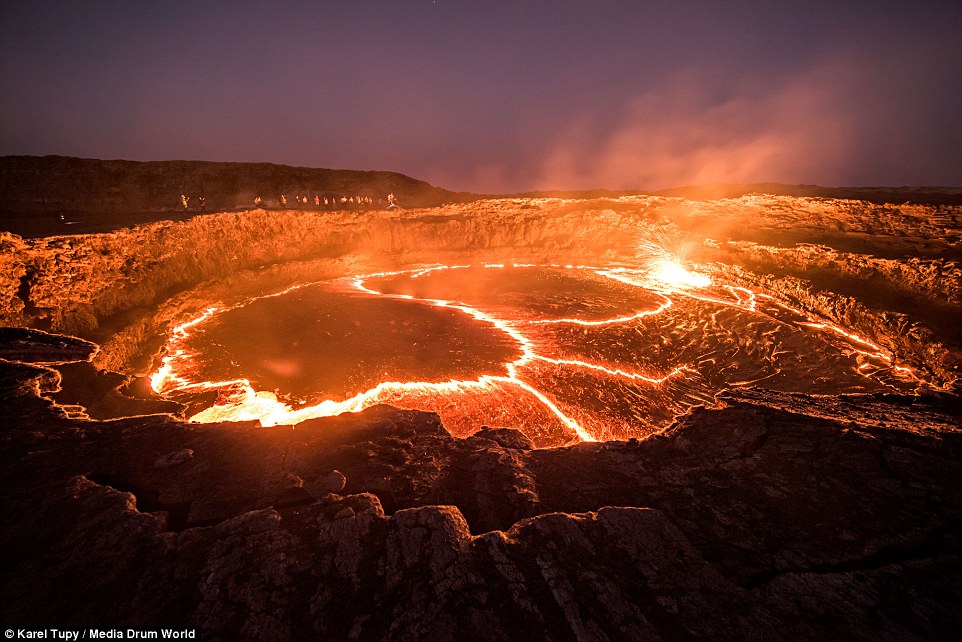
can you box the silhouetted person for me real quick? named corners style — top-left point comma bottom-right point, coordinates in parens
top-left (181, 194), bottom-right (189, 210)
top-left (198, 196), bottom-right (206, 211)
top-left (280, 194), bottom-right (287, 207)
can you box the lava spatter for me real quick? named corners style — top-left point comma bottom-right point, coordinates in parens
top-left (150, 262), bottom-right (924, 445)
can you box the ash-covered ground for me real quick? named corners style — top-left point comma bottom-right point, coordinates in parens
top-left (1, 194), bottom-right (961, 640)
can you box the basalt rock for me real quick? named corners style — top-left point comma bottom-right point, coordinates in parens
top-left (1, 359), bottom-right (960, 640)
top-left (0, 326), bottom-right (97, 362)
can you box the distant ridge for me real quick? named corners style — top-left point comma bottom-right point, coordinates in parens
top-left (0, 155), bottom-right (479, 216)
top-left (3, 156), bottom-right (960, 238)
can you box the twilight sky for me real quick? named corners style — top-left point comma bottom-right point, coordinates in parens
top-left (2, 1), bottom-right (960, 192)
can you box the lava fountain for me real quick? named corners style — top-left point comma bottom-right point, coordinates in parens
top-left (150, 258), bottom-right (924, 447)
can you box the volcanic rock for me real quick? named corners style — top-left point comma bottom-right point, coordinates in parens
top-left (1, 189), bottom-right (961, 639)
top-left (0, 326), bottom-right (97, 362)
top-left (1, 378), bottom-right (960, 640)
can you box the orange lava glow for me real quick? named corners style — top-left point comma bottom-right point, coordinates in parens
top-left (149, 261), bottom-right (925, 443)
top-left (648, 259), bottom-right (713, 289)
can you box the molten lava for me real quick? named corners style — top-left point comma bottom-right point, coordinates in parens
top-left (648, 259), bottom-right (713, 289)
top-left (150, 261), bottom-right (924, 446)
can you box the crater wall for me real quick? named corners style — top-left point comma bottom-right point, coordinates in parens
top-left (1, 196), bottom-right (959, 387)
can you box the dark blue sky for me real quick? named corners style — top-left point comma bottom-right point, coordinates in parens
top-left (2, 1), bottom-right (960, 191)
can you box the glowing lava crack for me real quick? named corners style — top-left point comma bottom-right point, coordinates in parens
top-left (150, 261), bottom-right (924, 446)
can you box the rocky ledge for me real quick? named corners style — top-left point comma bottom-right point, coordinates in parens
top-left (1, 332), bottom-right (960, 641)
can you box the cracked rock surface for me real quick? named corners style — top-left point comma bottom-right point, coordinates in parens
top-left (1, 334), bottom-right (960, 641)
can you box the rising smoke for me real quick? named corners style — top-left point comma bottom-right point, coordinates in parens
top-left (433, 46), bottom-right (961, 194)
top-left (534, 65), bottom-right (855, 192)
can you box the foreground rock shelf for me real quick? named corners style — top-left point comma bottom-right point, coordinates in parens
top-left (1, 350), bottom-right (960, 640)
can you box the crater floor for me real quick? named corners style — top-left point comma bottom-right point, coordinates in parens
top-left (154, 264), bottom-right (923, 445)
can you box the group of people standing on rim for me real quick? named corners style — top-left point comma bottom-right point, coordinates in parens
top-left (180, 194), bottom-right (206, 211)
top-left (176, 192), bottom-right (399, 211)
top-left (255, 192), bottom-right (398, 210)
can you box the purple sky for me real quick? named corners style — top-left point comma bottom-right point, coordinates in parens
top-left (2, 1), bottom-right (960, 192)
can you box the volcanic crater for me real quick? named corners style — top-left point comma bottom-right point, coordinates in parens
top-left (152, 261), bottom-right (924, 445)
top-left (2, 185), bottom-right (961, 640)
